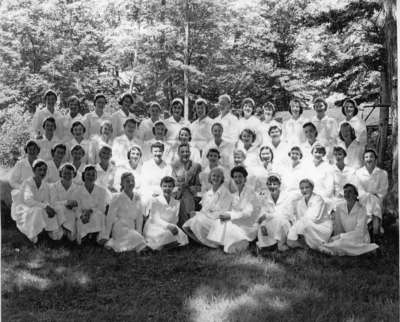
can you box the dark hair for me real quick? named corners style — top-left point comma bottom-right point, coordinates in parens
top-left (289, 99), bottom-right (303, 116)
top-left (211, 122), bottom-right (223, 132)
top-left (303, 122), bottom-right (318, 138)
top-left (24, 140), bottom-right (40, 154)
top-left (33, 160), bottom-right (48, 171)
top-left (313, 97), bottom-right (328, 110)
top-left (51, 143), bottom-right (67, 157)
top-left (151, 141), bottom-right (165, 152)
top-left (70, 121), bottom-right (86, 134)
top-left (206, 148), bottom-right (221, 159)
top-left (288, 146), bottom-right (303, 159)
top-left (299, 178), bottom-right (314, 189)
top-left (42, 117), bottom-right (57, 130)
top-left (239, 129), bottom-right (256, 143)
top-left (259, 146), bottom-right (274, 162)
top-left (43, 89), bottom-right (57, 101)
top-left (123, 118), bottom-right (139, 128)
top-left (120, 172), bottom-right (135, 191)
top-left (99, 145), bottom-right (112, 155)
top-left (230, 165), bottom-right (248, 178)
top-left (94, 93), bottom-right (107, 105)
top-left (160, 176), bottom-right (175, 187)
top-left (152, 121), bottom-right (168, 136)
top-left (71, 144), bottom-right (85, 156)
top-left (179, 127), bottom-right (192, 142)
top-left (100, 121), bottom-right (113, 134)
top-left (267, 175), bottom-right (281, 185)
top-left (364, 148), bottom-right (378, 159)
top-left (268, 125), bottom-right (282, 136)
top-left (311, 145), bottom-right (326, 156)
top-left (333, 146), bottom-right (347, 157)
top-left (343, 183), bottom-right (359, 198)
top-left (67, 95), bottom-right (81, 109)
top-left (118, 93), bottom-right (134, 105)
top-left (59, 164), bottom-right (77, 178)
top-left (82, 165), bottom-right (97, 182)
top-left (178, 142), bottom-right (190, 152)
top-left (241, 98), bottom-right (255, 112)
top-left (339, 122), bottom-right (356, 142)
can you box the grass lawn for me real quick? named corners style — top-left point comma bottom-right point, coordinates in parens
top-left (2, 217), bottom-right (398, 322)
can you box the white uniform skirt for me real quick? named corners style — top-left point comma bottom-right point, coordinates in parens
top-left (105, 218), bottom-right (146, 253)
top-left (257, 216), bottom-right (291, 248)
top-left (182, 212), bottom-right (220, 248)
top-left (143, 221), bottom-right (188, 250)
top-left (288, 217), bottom-right (333, 249)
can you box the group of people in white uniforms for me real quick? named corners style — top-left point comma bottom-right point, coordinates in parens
top-left (7, 89), bottom-right (386, 256)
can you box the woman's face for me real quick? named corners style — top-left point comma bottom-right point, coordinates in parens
top-left (71, 148), bottom-right (84, 161)
top-left (232, 171), bottom-right (246, 187)
top-left (314, 101), bottom-right (326, 114)
top-left (334, 150), bottom-right (346, 163)
top-left (178, 146), bottom-right (191, 162)
top-left (124, 121), bottom-right (137, 136)
top-left (300, 181), bottom-right (313, 198)
top-left (242, 103), bottom-right (253, 118)
top-left (343, 185), bottom-right (357, 201)
top-left (344, 101), bottom-right (356, 117)
top-left (269, 128), bottom-right (281, 140)
top-left (210, 171), bottom-right (223, 186)
top-left (304, 125), bottom-right (317, 141)
top-left (44, 121), bottom-right (56, 134)
top-left (152, 147), bottom-right (163, 161)
top-left (161, 182), bottom-right (174, 197)
top-left (290, 101), bottom-right (301, 117)
top-left (101, 123), bottom-right (113, 137)
top-left (364, 152), bottom-right (377, 168)
top-left (83, 169), bottom-right (97, 183)
top-left (154, 124), bottom-right (166, 137)
top-left (46, 95), bottom-right (57, 108)
top-left (149, 105), bottom-right (161, 119)
top-left (95, 98), bottom-right (106, 111)
top-left (27, 144), bottom-right (39, 157)
top-left (179, 130), bottom-right (190, 143)
top-left (211, 125), bottom-right (223, 139)
top-left (340, 125), bottom-right (352, 140)
top-left (233, 152), bottom-right (245, 165)
top-left (122, 175), bottom-right (135, 191)
top-left (99, 148), bottom-right (112, 163)
top-left (263, 109), bottom-right (274, 121)
top-left (53, 147), bottom-right (66, 162)
top-left (195, 103), bottom-right (206, 118)
top-left (72, 124), bottom-right (85, 138)
top-left (260, 149), bottom-right (272, 162)
top-left (267, 180), bottom-right (281, 194)
top-left (172, 103), bottom-right (183, 119)
top-left (240, 131), bottom-right (253, 145)
top-left (290, 150), bottom-right (301, 162)
top-left (207, 151), bottom-right (220, 164)
top-left (61, 167), bottom-right (74, 181)
top-left (129, 149), bottom-right (141, 164)
top-left (34, 164), bottom-right (48, 179)
top-left (122, 96), bottom-right (133, 109)
top-left (312, 148), bottom-right (324, 161)
top-left (69, 100), bottom-right (80, 116)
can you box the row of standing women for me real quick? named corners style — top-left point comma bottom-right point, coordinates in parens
top-left (8, 90), bottom-right (387, 256)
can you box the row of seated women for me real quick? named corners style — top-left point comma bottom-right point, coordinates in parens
top-left (10, 144), bottom-right (383, 256)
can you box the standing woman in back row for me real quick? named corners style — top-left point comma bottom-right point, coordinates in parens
top-left (339, 98), bottom-right (367, 147)
top-left (283, 99), bottom-right (308, 147)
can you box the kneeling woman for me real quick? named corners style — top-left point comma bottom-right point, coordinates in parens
top-left (319, 184), bottom-right (378, 256)
top-left (143, 176), bottom-right (189, 250)
top-left (11, 159), bottom-right (63, 243)
top-left (183, 167), bottom-right (232, 247)
top-left (207, 166), bottom-right (260, 253)
top-left (257, 174), bottom-right (292, 252)
top-left (75, 165), bottom-right (110, 244)
top-left (103, 173), bottom-right (147, 253)
top-left (287, 179), bottom-right (333, 249)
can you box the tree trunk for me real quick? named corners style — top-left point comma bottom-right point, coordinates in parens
top-left (183, 0), bottom-right (190, 121)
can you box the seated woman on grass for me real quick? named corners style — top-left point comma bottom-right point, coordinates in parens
top-left (143, 176), bottom-right (189, 250)
top-left (257, 174), bottom-right (292, 252)
top-left (319, 183), bottom-right (379, 256)
top-left (183, 167), bottom-right (232, 248)
top-left (287, 178), bottom-right (333, 250)
top-left (207, 166), bottom-right (260, 254)
top-left (50, 163), bottom-right (80, 241)
top-left (12, 159), bottom-right (63, 243)
top-left (75, 165), bottom-right (110, 245)
top-left (103, 172), bottom-right (147, 253)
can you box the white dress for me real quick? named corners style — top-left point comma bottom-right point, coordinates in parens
top-left (111, 134), bottom-right (142, 167)
top-left (9, 158), bottom-right (35, 190)
top-left (50, 180), bottom-right (80, 240)
top-left (259, 119), bottom-right (282, 146)
top-left (257, 192), bottom-right (293, 248)
top-left (319, 200), bottom-right (378, 256)
top-left (355, 166), bottom-right (388, 220)
top-left (85, 111), bottom-right (111, 138)
top-left (306, 161), bottom-right (335, 200)
top-left (339, 116), bottom-right (367, 146)
top-left (111, 110), bottom-right (139, 139)
top-left (32, 108), bottom-right (64, 138)
top-left (11, 178), bottom-right (63, 241)
top-left (235, 141), bottom-right (260, 169)
top-left (143, 195), bottom-right (189, 250)
top-left (207, 185), bottom-right (260, 253)
top-left (213, 112), bottom-right (240, 144)
top-left (269, 141), bottom-right (291, 168)
top-left (140, 159), bottom-right (172, 203)
top-left (183, 185), bottom-right (232, 248)
top-left (283, 115), bottom-right (308, 147)
top-left (169, 142), bottom-right (201, 165)
top-left (311, 115), bottom-right (338, 160)
top-left (201, 139), bottom-right (234, 169)
top-left (164, 116), bottom-right (190, 144)
top-left (338, 140), bottom-right (364, 169)
top-left (66, 138), bottom-right (91, 164)
top-left (281, 162), bottom-right (307, 198)
top-left (332, 165), bottom-right (356, 199)
top-left (287, 193), bottom-right (333, 249)
top-left (88, 135), bottom-right (113, 164)
top-left (137, 117), bottom-right (160, 142)
top-left (95, 163), bottom-right (116, 191)
top-left (190, 116), bottom-right (213, 153)
top-left (103, 192), bottom-right (146, 252)
top-left (75, 184), bottom-right (110, 242)
top-left (113, 164), bottom-right (143, 195)
top-left (142, 138), bottom-right (172, 163)
top-left (46, 160), bottom-right (63, 184)
top-left (61, 114), bottom-right (87, 141)
top-left (238, 115), bottom-right (263, 147)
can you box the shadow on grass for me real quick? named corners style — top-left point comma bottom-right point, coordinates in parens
top-left (2, 217), bottom-right (399, 322)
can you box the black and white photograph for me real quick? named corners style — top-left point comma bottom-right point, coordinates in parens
top-left (0, 0), bottom-right (398, 321)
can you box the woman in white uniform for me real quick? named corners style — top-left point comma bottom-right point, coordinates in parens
top-left (112, 118), bottom-right (142, 167)
top-left (164, 98), bottom-right (190, 144)
top-left (319, 184), bottom-right (378, 256)
top-left (113, 145), bottom-right (143, 194)
top-left (235, 129), bottom-right (260, 168)
top-left (190, 98), bottom-right (213, 155)
top-left (89, 120), bottom-right (114, 164)
top-left (11, 160), bottom-right (63, 243)
top-left (138, 101), bottom-right (163, 143)
top-left (338, 122), bottom-right (364, 169)
top-left (46, 143), bottom-right (67, 183)
top-left (37, 117), bottom-right (61, 161)
top-left (283, 99), bottom-right (308, 147)
top-left (339, 98), bottom-right (367, 146)
top-left (238, 98), bottom-right (263, 147)
top-left (207, 166), bottom-right (260, 253)
top-left (85, 94), bottom-right (111, 139)
top-left (94, 145), bottom-right (116, 193)
top-left (103, 172), bottom-right (147, 253)
top-left (257, 174), bottom-right (292, 252)
top-left (111, 92), bottom-right (139, 138)
top-left (287, 178), bottom-right (333, 249)
top-left (259, 102), bottom-right (282, 146)
top-left (281, 146), bottom-right (306, 199)
top-left (183, 167), bottom-right (232, 248)
top-left (66, 121), bottom-right (91, 164)
top-left (169, 127), bottom-right (201, 164)
top-left (70, 144), bottom-right (86, 186)
top-left (50, 163), bottom-right (80, 241)
top-left (144, 176), bottom-right (189, 250)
